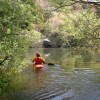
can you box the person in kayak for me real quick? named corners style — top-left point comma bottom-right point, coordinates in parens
top-left (32, 52), bottom-right (45, 79)
top-left (32, 52), bottom-right (45, 69)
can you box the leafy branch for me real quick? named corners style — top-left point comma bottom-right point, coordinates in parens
top-left (51, 0), bottom-right (100, 11)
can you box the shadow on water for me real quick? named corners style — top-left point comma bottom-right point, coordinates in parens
top-left (1, 48), bottom-right (100, 100)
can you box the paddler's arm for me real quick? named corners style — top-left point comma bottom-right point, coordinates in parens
top-left (32, 58), bottom-right (36, 65)
top-left (42, 58), bottom-right (45, 64)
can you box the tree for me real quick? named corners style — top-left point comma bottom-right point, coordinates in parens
top-left (0, 0), bottom-right (44, 94)
top-left (46, 0), bottom-right (100, 47)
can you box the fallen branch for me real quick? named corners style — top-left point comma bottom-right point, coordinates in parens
top-left (0, 56), bottom-right (9, 65)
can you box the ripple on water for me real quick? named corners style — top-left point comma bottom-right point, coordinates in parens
top-left (4, 64), bottom-right (100, 100)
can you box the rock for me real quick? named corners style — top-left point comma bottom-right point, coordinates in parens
top-left (43, 38), bottom-right (52, 48)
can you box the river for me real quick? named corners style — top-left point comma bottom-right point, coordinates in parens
top-left (1, 48), bottom-right (100, 100)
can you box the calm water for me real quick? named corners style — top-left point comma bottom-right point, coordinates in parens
top-left (1, 48), bottom-right (100, 100)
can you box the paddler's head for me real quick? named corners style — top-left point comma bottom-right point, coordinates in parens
top-left (36, 52), bottom-right (40, 57)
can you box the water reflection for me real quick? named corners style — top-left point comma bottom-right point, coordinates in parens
top-left (1, 48), bottom-right (100, 100)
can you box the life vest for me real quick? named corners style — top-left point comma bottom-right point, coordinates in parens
top-left (33, 57), bottom-right (45, 64)
top-left (32, 57), bottom-right (45, 71)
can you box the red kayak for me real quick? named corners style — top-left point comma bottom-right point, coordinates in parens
top-left (33, 64), bottom-right (45, 71)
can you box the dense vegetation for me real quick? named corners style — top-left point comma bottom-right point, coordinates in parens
top-left (0, 0), bottom-right (100, 94)
top-left (47, 0), bottom-right (100, 47)
top-left (0, 0), bottom-right (44, 94)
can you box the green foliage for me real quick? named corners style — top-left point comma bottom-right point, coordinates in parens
top-left (48, 0), bottom-right (74, 9)
top-left (70, 10), bottom-right (100, 47)
top-left (46, 1), bottom-right (100, 48)
top-left (0, 69), bottom-right (11, 94)
top-left (0, 0), bottom-right (44, 94)
top-left (61, 9), bottom-right (100, 47)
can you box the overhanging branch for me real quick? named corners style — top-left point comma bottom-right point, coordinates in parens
top-left (52, 0), bottom-right (100, 11)
top-left (78, 0), bottom-right (100, 6)
top-left (52, 2), bottom-right (76, 11)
